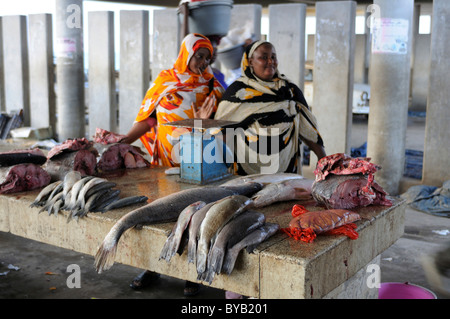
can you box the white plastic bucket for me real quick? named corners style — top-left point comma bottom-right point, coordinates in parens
top-left (178, 0), bottom-right (233, 37)
top-left (217, 42), bottom-right (245, 70)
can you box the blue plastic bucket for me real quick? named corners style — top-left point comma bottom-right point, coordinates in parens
top-left (378, 282), bottom-right (437, 299)
top-left (178, 0), bottom-right (233, 37)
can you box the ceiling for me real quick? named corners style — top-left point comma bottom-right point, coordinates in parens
top-left (89, 0), bottom-right (433, 9)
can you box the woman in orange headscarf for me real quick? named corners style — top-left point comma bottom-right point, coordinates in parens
top-left (122, 33), bottom-right (224, 167)
top-left (123, 34), bottom-right (224, 296)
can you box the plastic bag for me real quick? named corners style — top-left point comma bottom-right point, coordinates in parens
top-left (281, 204), bottom-right (361, 243)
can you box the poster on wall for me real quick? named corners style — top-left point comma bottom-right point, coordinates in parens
top-left (371, 18), bottom-right (409, 54)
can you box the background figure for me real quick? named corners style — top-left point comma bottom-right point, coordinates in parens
top-left (215, 40), bottom-right (326, 176)
top-left (122, 33), bottom-right (224, 296)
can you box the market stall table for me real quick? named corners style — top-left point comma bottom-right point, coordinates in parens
top-left (0, 166), bottom-right (405, 298)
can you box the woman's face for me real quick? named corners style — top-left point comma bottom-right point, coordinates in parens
top-left (188, 47), bottom-right (211, 75)
top-left (249, 43), bottom-right (278, 81)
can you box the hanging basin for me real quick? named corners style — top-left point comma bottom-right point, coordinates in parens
top-left (178, 0), bottom-right (233, 37)
top-left (217, 42), bottom-right (245, 70)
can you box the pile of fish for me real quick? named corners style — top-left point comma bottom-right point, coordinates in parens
top-left (30, 170), bottom-right (148, 220)
top-left (159, 196), bottom-right (279, 284)
top-left (93, 173), bottom-right (317, 283)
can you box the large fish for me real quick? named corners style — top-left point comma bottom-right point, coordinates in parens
top-left (222, 223), bottom-right (280, 275)
top-left (196, 195), bottom-right (253, 278)
top-left (0, 148), bottom-right (47, 167)
top-left (251, 178), bottom-right (314, 208)
top-left (187, 202), bottom-right (216, 265)
top-left (94, 182), bottom-right (262, 273)
top-left (221, 173), bottom-right (304, 187)
top-left (203, 210), bottom-right (266, 284)
top-left (159, 201), bottom-right (206, 263)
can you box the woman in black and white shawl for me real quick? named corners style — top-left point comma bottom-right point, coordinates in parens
top-left (214, 40), bottom-right (326, 176)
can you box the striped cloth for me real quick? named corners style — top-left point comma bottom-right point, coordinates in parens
top-left (214, 40), bottom-right (323, 175)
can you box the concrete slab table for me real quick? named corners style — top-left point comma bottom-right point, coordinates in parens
top-left (0, 167), bottom-right (405, 298)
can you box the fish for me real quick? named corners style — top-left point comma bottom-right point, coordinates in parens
top-left (196, 195), bottom-right (253, 278)
top-left (251, 178), bottom-right (314, 208)
top-left (203, 210), bottom-right (266, 284)
top-left (94, 182), bottom-right (262, 273)
top-left (159, 201), bottom-right (206, 263)
top-left (220, 173), bottom-right (304, 187)
top-left (40, 191), bottom-right (63, 215)
top-left (64, 176), bottom-right (95, 210)
top-left (75, 177), bottom-right (108, 210)
top-left (62, 171), bottom-right (82, 200)
top-left (30, 180), bottom-right (62, 208)
top-left (84, 181), bottom-right (117, 199)
top-left (99, 195), bottom-right (149, 213)
top-left (83, 187), bottom-right (113, 215)
top-left (187, 202), bottom-right (216, 265)
top-left (0, 148), bottom-right (47, 167)
top-left (222, 223), bottom-right (280, 275)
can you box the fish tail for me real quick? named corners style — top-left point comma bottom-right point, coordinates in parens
top-left (208, 247), bottom-right (225, 276)
top-left (159, 235), bottom-right (174, 262)
top-left (94, 228), bottom-right (121, 274)
top-left (187, 239), bottom-right (197, 264)
top-left (196, 242), bottom-right (208, 276)
top-left (203, 269), bottom-right (215, 285)
top-left (222, 247), bottom-right (240, 275)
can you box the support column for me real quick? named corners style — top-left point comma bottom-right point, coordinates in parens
top-left (0, 17), bottom-right (5, 112)
top-left (119, 10), bottom-right (149, 134)
top-left (88, 11), bottom-right (116, 138)
top-left (312, 1), bottom-right (356, 159)
top-left (367, 0), bottom-right (414, 195)
top-left (28, 14), bottom-right (56, 133)
top-left (55, 0), bottom-right (85, 141)
top-left (268, 3), bottom-right (306, 90)
top-left (2, 15), bottom-right (30, 125)
top-left (151, 8), bottom-right (178, 81)
top-left (422, 0), bottom-right (450, 186)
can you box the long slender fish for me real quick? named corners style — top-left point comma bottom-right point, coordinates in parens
top-left (30, 180), bottom-right (62, 208)
top-left (76, 177), bottom-right (108, 210)
top-left (100, 195), bottom-right (149, 213)
top-left (159, 201), bottom-right (206, 263)
top-left (64, 176), bottom-right (95, 210)
top-left (196, 195), bottom-right (253, 278)
top-left (203, 210), bottom-right (266, 284)
top-left (221, 173), bottom-right (304, 187)
top-left (222, 223), bottom-right (280, 275)
top-left (62, 171), bottom-right (82, 200)
top-left (187, 201), bottom-right (216, 265)
top-left (94, 183), bottom-right (262, 273)
top-left (251, 178), bottom-right (314, 208)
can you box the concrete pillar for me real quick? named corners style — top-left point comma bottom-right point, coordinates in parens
top-left (422, 0), bottom-right (450, 186)
top-left (2, 15), bottom-right (30, 125)
top-left (229, 4), bottom-right (262, 41)
top-left (151, 8), bottom-right (178, 81)
top-left (268, 3), bottom-right (306, 90)
top-left (0, 17), bottom-right (5, 112)
top-left (88, 11), bottom-right (116, 138)
top-left (55, 0), bottom-right (85, 141)
top-left (312, 1), bottom-right (356, 159)
top-left (28, 14), bottom-right (56, 132)
top-left (367, 0), bottom-right (414, 195)
top-left (118, 10), bottom-right (149, 135)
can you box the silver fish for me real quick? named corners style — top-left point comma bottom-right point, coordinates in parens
top-left (85, 181), bottom-right (116, 199)
top-left (187, 202), bottom-right (216, 265)
top-left (196, 195), bottom-right (253, 278)
top-left (221, 173), bottom-right (304, 187)
top-left (64, 176), bottom-right (95, 210)
top-left (94, 182), bottom-right (262, 273)
top-left (100, 195), bottom-right (148, 213)
top-left (30, 180), bottom-right (62, 208)
top-left (76, 177), bottom-right (108, 210)
top-left (251, 178), bottom-right (314, 208)
top-left (222, 223), bottom-right (280, 275)
top-left (41, 191), bottom-right (63, 215)
top-left (62, 171), bottom-right (82, 200)
top-left (203, 210), bottom-right (266, 284)
top-left (159, 201), bottom-right (206, 263)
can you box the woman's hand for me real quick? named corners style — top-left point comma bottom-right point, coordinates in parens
top-left (193, 94), bottom-right (216, 119)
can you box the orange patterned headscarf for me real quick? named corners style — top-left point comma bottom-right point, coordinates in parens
top-left (135, 33), bottom-right (224, 167)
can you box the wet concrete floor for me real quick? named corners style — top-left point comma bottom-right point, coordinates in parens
top-left (1, 114), bottom-right (449, 300)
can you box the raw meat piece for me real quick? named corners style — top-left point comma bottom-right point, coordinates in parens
top-left (94, 143), bottom-right (150, 172)
top-left (47, 138), bottom-right (95, 159)
top-left (93, 128), bottom-right (126, 145)
top-left (43, 149), bottom-right (97, 181)
top-left (0, 163), bottom-right (51, 194)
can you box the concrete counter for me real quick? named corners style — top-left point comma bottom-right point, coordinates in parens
top-left (0, 166), bottom-right (405, 298)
